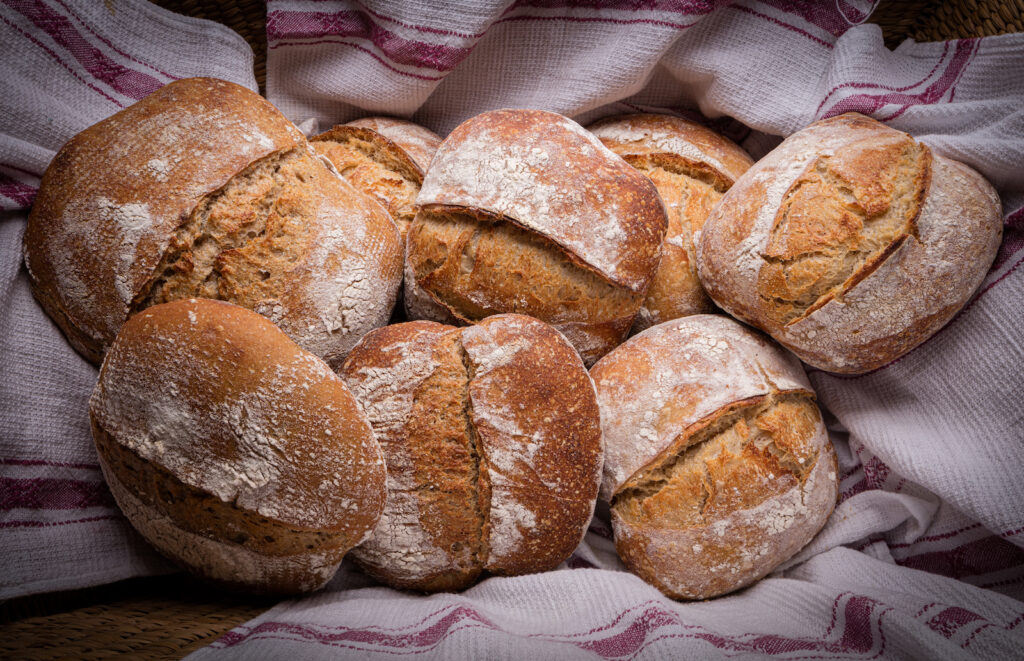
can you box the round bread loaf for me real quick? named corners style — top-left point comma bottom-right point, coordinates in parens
top-left (312, 117), bottom-right (443, 241)
top-left (23, 77), bottom-right (402, 369)
top-left (696, 112), bottom-right (1003, 374)
top-left (591, 314), bottom-right (838, 600)
top-left (88, 298), bottom-right (386, 594)
top-left (404, 109), bottom-right (668, 366)
top-left (588, 114), bottom-right (754, 332)
top-left (339, 314), bottom-right (603, 592)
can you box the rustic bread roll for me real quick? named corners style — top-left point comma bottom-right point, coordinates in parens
top-left (339, 314), bottom-right (603, 592)
top-left (23, 77), bottom-right (402, 368)
top-left (312, 117), bottom-right (442, 241)
top-left (404, 109), bottom-right (668, 366)
top-left (591, 314), bottom-right (837, 600)
top-left (88, 298), bottom-right (386, 594)
top-left (588, 114), bottom-right (754, 332)
top-left (696, 112), bottom-right (1003, 373)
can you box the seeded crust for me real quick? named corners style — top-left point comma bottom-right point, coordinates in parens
top-left (340, 314), bottom-right (603, 592)
top-left (312, 118), bottom-right (442, 241)
top-left (591, 315), bottom-right (838, 600)
top-left (407, 109), bottom-right (667, 366)
top-left (88, 299), bottom-right (387, 594)
top-left (588, 114), bottom-right (754, 333)
top-left (23, 78), bottom-right (402, 367)
top-left (697, 113), bottom-right (1002, 373)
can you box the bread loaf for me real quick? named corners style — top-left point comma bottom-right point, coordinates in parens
top-left (23, 77), bottom-right (402, 368)
top-left (404, 109), bottom-right (667, 365)
top-left (588, 114), bottom-right (753, 332)
top-left (339, 314), bottom-right (603, 591)
top-left (312, 117), bottom-right (442, 241)
top-left (696, 112), bottom-right (1003, 373)
top-left (88, 299), bottom-right (386, 594)
top-left (591, 314), bottom-right (837, 600)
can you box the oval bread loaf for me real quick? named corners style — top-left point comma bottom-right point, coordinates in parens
top-left (24, 77), bottom-right (403, 369)
top-left (696, 112), bottom-right (1003, 374)
top-left (88, 298), bottom-right (387, 594)
top-left (312, 117), bottom-right (443, 241)
top-left (588, 114), bottom-right (754, 332)
top-left (591, 315), bottom-right (837, 600)
top-left (404, 109), bottom-right (668, 365)
top-left (339, 314), bottom-right (603, 591)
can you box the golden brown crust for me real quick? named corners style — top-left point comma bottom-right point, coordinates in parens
top-left (24, 78), bottom-right (305, 362)
top-left (88, 299), bottom-right (386, 593)
top-left (312, 118), bottom-right (441, 241)
top-left (23, 78), bottom-right (402, 368)
top-left (697, 113), bottom-right (1002, 373)
top-left (340, 314), bottom-right (603, 591)
top-left (588, 114), bottom-right (754, 333)
top-left (592, 314), bottom-right (837, 600)
top-left (407, 109), bottom-right (667, 364)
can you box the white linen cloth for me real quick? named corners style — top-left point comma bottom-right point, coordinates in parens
top-left (1, 0), bottom-right (1022, 658)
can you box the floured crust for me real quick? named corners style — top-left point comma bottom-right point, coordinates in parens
top-left (88, 299), bottom-right (387, 592)
top-left (23, 77), bottom-right (402, 367)
top-left (589, 114), bottom-right (754, 333)
top-left (23, 78), bottom-right (305, 363)
top-left (591, 314), bottom-right (837, 600)
top-left (344, 117), bottom-right (442, 173)
top-left (417, 109), bottom-right (665, 292)
top-left (697, 113), bottom-right (1002, 373)
top-left (591, 315), bottom-right (810, 502)
top-left (340, 314), bottom-right (602, 591)
top-left (312, 118), bottom-right (441, 241)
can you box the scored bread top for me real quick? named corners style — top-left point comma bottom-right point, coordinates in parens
top-left (696, 112), bottom-right (1002, 373)
top-left (89, 298), bottom-right (386, 536)
top-left (340, 314), bottom-right (603, 589)
top-left (344, 117), bottom-right (442, 173)
top-left (24, 78), bottom-right (305, 362)
top-left (591, 314), bottom-right (811, 502)
top-left (589, 113), bottom-right (753, 187)
top-left (588, 113), bottom-right (755, 331)
top-left (417, 109), bottom-right (666, 293)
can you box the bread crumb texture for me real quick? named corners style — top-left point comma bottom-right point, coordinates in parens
top-left (341, 314), bottom-right (602, 591)
top-left (89, 299), bottom-right (386, 593)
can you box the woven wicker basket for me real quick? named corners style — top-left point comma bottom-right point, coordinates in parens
top-left (2, 1), bottom-right (1021, 658)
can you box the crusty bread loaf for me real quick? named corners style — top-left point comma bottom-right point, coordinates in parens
top-left (591, 315), bottom-right (837, 600)
top-left (404, 109), bottom-right (667, 365)
top-left (339, 314), bottom-right (603, 591)
top-left (88, 299), bottom-right (386, 594)
top-left (23, 77), bottom-right (402, 368)
top-left (696, 112), bottom-right (1003, 373)
top-left (588, 114), bottom-right (754, 332)
top-left (312, 117), bottom-right (442, 241)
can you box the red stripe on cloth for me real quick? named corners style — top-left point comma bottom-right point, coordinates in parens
top-left (992, 207), bottom-right (1024, 272)
top-left (215, 596), bottom-right (893, 658)
top-left (266, 38), bottom-right (446, 81)
top-left (505, 0), bottom-right (722, 12)
top-left (266, 10), bottom-right (474, 71)
top-left (896, 536), bottom-right (1024, 581)
top-left (8, 0), bottom-right (165, 101)
top-left (0, 458), bottom-right (101, 470)
top-left (759, 0), bottom-right (867, 38)
top-left (0, 171), bottom-right (37, 209)
top-left (816, 42), bottom-right (950, 114)
top-left (821, 39), bottom-right (976, 119)
top-left (726, 4), bottom-right (834, 48)
top-left (0, 477), bottom-right (114, 511)
top-left (0, 12), bottom-right (121, 106)
top-left (50, 0), bottom-right (178, 81)
top-left (0, 514), bottom-right (120, 528)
